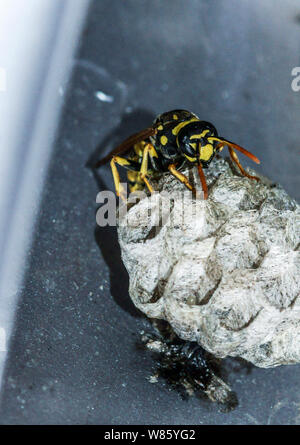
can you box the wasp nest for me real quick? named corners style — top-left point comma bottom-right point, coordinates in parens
top-left (118, 158), bottom-right (300, 368)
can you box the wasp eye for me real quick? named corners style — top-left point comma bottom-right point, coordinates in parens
top-left (181, 143), bottom-right (197, 157)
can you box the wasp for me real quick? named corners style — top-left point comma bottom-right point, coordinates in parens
top-left (95, 109), bottom-right (260, 200)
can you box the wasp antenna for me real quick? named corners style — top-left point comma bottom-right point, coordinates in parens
top-left (226, 141), bottom-right (260, 164)
top-left (213, 138), bottom-right (260, 164)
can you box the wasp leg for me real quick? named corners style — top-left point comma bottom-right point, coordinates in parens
top-left (127, 171), bottom-right (144, 193)
top-left (140, 143), bottom-right (157, 194)
top-left (228, 147), bottom-right (260, 182)
top-left (197, 162), bottom-right (208, 200)
top-left (110, 156), bottom-right (137, 201)
top-left (168, 164), bottom-right (196, 194)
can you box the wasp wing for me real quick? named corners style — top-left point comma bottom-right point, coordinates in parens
top-left (94, 126), bottom-right (157, 168)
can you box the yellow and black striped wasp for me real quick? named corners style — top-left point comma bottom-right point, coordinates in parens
top-left (95, 109), bottom-right (260, 200)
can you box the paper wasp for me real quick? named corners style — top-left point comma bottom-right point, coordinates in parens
top-left (95, 109), bottom-right (260, 200)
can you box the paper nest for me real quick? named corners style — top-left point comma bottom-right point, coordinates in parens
top-left (117, 158), bottom-right (300, 368)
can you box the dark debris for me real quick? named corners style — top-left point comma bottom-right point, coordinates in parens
top-left (138, 321), bottom-right (238, 413)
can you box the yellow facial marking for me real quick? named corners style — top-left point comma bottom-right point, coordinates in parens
top-left (173, 114), bottom-right (178, 120)
top-left (201, 144), bottom-right (214, 161)
top-left (172, 118), bottom-right (199, 136)
top-left (157, 125), bottom-right (163, 130)
top-left (184, 154), bottom-right (197, 163)
top-left (190, 130), bottom-right (209, 140)
top-left (160, 135), bottom-right (168, 146)
top-left (190, 142), bottom-right (197, 150)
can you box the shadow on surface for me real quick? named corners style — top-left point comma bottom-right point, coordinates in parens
top-left (88, 109), bottom-right (156, 318)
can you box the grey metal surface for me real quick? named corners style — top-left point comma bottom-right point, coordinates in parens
top-left (0, 0), bottom-right (299, 424)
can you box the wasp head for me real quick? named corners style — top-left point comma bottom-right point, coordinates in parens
top-left (177, 121), bottom-right (220, 163)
